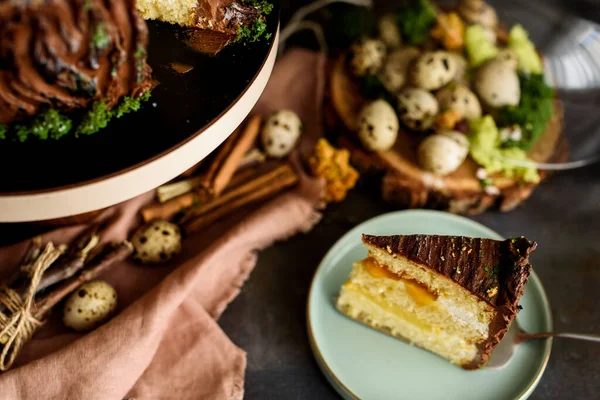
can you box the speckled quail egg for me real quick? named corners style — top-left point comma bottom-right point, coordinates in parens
top-left (436, 84), bottom-right (482, 120)
top-left (495, 48), bottom-right (519, 70)
top-left (458, 0), bottom-right (498, 29)
top-left (378, 14), bottom-right (402, 49)
top-left (348, 38), bottom-right (386, 77)
top-left (357, 100), bottom-right (399, 151)
top-left (440, 130), bottom-right (470, 153)
top-left (418, 133), bottom-right (469, 176)
top-left (131, 220), bottom-right (182, 264)
top-left (379, 47), bottom-right (420, 93)
top-left (475, 59), bottom-right (521, 108)
top-left (410, 51), bottom-right (458, 91)
top-left (260, 110), bottom-right (302, 158)
top-left (397, 88), bottom-right (439, 131)
top-left (63, 280), bottom-right (117, 332)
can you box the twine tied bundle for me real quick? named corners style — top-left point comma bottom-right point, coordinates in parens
top-left (0, 243), bottom-right (64, 371)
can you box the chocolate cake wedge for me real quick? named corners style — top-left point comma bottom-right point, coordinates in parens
top-left (336, 234), bottom-right (536, 369)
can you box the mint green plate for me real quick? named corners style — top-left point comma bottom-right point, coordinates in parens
top-left (307, 210), bottom-right (552, 400)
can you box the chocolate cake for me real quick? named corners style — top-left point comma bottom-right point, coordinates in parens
top-left (0, 0), bottom-right (153, 126)
top-left (336, 234), bottom-right (536, 369)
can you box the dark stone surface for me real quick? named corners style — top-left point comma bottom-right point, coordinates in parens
top-left (219, 1), bottom-right (600, 399)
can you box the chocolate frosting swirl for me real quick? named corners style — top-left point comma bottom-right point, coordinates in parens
top-left (0, 0), bottom-right (153, 125)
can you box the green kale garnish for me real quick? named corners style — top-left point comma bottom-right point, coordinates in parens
top-left (78, 92), bottom-right (152, 135)
top-left (395, 0), bottom-right (437, 46)
top-left (1, 92), bottom-right (151, 141)
top-left (14, 125), bottom-right (29, 143)
top-left (115, 92), bottom-right (152, 118)
top-left (237, 19), bottom-right (270, 43)
top-left (141, 90), bottom-right (151, 102)
top-left (91, 23), bottom-right (110, 50)
top-left (31, 109), bottom-right (73, 140)
top-left (115, 97), bottom-right (141, 118)
top-left (236, 1), bottom-right (273, 43)
top-left (76, 100), bottom-right (113, 137)
top-left (498, 73), bottom-right (554, 151)
top-left (241, 0), bottom-right (273, 15)
top-left (9, 109), bottom-right (72, 142)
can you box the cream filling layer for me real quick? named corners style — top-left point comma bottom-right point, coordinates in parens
top-left (350, 259), bottom-right (490, 339)
top-left (337, 283), bottom-right (479, 365)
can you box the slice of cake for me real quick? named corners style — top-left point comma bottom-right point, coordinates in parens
top-left (137, 0), bottom-right (266, 36)
top-left (336, 234), bottom-right (536, 369)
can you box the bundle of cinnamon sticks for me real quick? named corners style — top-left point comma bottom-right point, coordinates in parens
top-left (141, 116), bottom-right (300, 234)
top-left (0, 224), bottom-right (132, 371)
top-left (18, 228), bottom-right (132, 321)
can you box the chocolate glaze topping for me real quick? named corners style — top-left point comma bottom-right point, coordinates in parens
top-left (362, 233), bottom-right (537, 369)
top-left (0, 0), bottom-right (153, 125)
top-left (194, 0), bottom-right (262, 35)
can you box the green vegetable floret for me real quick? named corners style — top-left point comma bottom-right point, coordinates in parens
top-left (508, 25), bottom-right (543, 74)
top-left (464, 24), bottom-right (498, 67)
top-left (395, 0), bottom-right (437, 46)
top-left (498, 73), bottom-right (554, 150)
top-left (468, 115), bottom-right (540, 183)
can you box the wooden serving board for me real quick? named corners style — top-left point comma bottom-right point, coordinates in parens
top-left (327, 56), bottom-right (568, 214)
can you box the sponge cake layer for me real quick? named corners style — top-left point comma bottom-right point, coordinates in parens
top-left (337, 258), bottom-right (494, 366)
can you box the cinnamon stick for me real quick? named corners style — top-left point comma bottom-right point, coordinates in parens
top-left (141, 190), bottom-right (207, 222)
top-left (141, 116), bottom-right (263, 222)
top-left (32, 241), bottom-right (133, 319)
top-left (141, 163), bottom-right (262, 223)
top-left (183, 163), bottom-right (299, 234)
top-left (6, 236), bottom-right (42, 287)
top-left (156, 176), bottom-right (204, 203)
top-left (34, 219), bottom-right (116, 292)
top-left (181, 163), bottom-right (295, 222)
top-left (199, 115), bottom-right (262, 197)
top-left (36, 234), bottom-right (99, 292)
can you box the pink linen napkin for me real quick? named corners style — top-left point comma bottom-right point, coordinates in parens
top-left (0, 48), bottom-right (325, 400)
